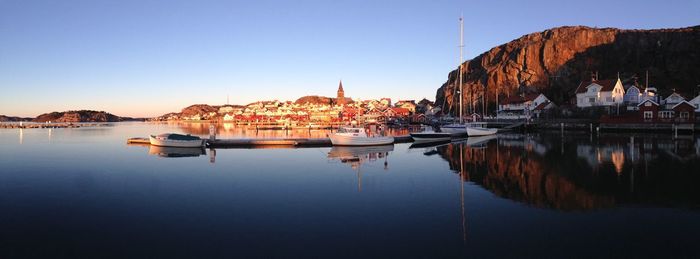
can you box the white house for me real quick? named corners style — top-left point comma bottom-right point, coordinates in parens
top-left (689, 94), bottom-right (700, 112)
top-left (575, 78), bottom-right (625, 108)
top-left (223, 113), bottom-right (235, 121)
top-left (623, 85), bottom-right (641, 104)
top-left (498, 93), bottom-right (551, 114)
top-left (661, 92), bottom-right (686, 109)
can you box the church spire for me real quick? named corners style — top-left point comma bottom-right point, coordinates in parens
top-left (337, 80), bottom-right (346, 105)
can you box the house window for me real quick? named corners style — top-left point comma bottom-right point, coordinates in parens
top-left (680, 112), bottom-right (689, 119)
top-left (606, 97), bottom-right (612, 102)
top-left (644, 111), bottom-right (653, 119)
top-left (659, 111), bottom-right (674, 119)
top-left (645, 102), bottom-right (652, 107)
top-left (589, 98), bottom-right (595, 103)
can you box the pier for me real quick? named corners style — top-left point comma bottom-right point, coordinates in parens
top-left (128, 135), bottom-right (414, 148)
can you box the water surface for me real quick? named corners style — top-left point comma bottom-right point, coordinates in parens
top-left (1, 122), bottom-right (699, 257)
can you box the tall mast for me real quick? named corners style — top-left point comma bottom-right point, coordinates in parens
top-left (459, 16), bottom-right (464, 124)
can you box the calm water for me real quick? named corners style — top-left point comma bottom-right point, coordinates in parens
top-left (1, 122), bottom-right (699, 257)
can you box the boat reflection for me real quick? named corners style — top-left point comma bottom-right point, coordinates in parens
top-left (327, 145), bottom-right (393, 191)
top-left (148, 145), bottom-right (206, 158)
top-left (435, 133), bottom-right (700, 211)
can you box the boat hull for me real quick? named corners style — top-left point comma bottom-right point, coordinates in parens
top-left (440, 124), bottom-right (468, 135)
top-left (329, 134), bottom-right (394, 146)
top-left (149, 135), bottom-right (205, 147)
top-left (466, 127), bottom-right (498, 137)
top-left (410, 132), bottom-right (452, 143)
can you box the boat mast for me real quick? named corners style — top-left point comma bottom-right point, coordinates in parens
top-left (459, 16), bottom-right (464, 124)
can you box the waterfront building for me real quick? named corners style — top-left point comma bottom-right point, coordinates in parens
top-left (623, 85), bottom-right (641, 104)
top-left (636, 99), bottom-right (695, 123)
top-left (394, 100), bottom-right (417, 114)
top-left (575, 78), bottom-right (625, 108)
top-left (498, 93), bottom-right (551, 114)
top-left (689, 94), bottom-right (700, 111)
top-left (661, 92), bottom-right (686, 109)
top-left (638, 99), bottom-right (660, 122)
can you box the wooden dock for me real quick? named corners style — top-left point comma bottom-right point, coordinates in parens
top-left (207, 135), bottom-right (414, 148)
top-left (129, 135), bottom-right (415, 148)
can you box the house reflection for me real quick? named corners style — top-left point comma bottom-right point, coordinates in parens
top-left (436, 133), bottom-right (700, 211)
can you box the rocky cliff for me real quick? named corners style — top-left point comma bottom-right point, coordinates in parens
top-left (436, 25), bottom-right (700, 115)
top-left (32, 110), bottom-right (138, 122)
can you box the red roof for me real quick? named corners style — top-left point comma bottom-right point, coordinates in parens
top-left (533, 101), bottom-right (549, 110)
top-left (390, 107), bottom-right (410, 114)
top-left (575, 79), bottom-right (618, 94)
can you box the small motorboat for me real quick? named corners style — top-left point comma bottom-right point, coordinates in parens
top-left (410, 131), bottom-right (453, 142)
top-left (410, 125), bottom-right (456, 143)
top-left (465, 123), bottom-right (498, 137)
top-left (149, 133), bottom-right (205, 147)
top-left (439, 123), bottom-right (468, 136)
top-left (329, 126), bottom-right (394, 146)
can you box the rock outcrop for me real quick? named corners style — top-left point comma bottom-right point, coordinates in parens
top-left (32, 110), bottom-right (137, 122)
top-left (295, 95), bottom-right (353, 105)
top-left (436, 25), bottom-right (700, 115)
top-left (0, 115), bottom-right (32, 122)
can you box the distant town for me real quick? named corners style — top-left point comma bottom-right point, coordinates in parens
top-left (150, 76), bottom-right (700, 130)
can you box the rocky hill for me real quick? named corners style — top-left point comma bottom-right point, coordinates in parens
top-left (295, 95), bottom-right (354, 105)
top-left (32, 110), bottom-right (139, 122)
top-left (436, 25), bottom-right (700, 115)
top-left (0, 115), bottom-right (32, 122)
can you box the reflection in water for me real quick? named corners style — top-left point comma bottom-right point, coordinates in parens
top-left (148, 145), bottom-right (206, 158)
top-left (328, 145), bottom-right (393, 191)
top-left (18, 129), bottom-right (23, 145)
top-left (171, 121), bottom-right (411, 139)
top-left (436, 133), bottom-right (700, 211)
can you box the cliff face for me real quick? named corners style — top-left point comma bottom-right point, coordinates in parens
top-left (32, 110), bottom-right (133, 122)
top-left (436, 25), bottom-right (700, 114)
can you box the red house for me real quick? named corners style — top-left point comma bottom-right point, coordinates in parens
top-left (638, 99), bottom-right (659, 122)
top-left (672, 101), bottom-right (695, 123)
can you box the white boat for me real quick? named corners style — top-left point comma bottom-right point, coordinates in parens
top-left (149, 133), bottom-right (205, 147)
top-left (440, 123), bottom-right (468, 135)
top-left (410, 131), bottom-right (453, 142)
top-left (465, 123), bottom-right (498, 137)
top-left (329, 127), bottom-right (394, 146)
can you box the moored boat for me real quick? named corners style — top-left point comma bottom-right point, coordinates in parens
top-left (410, 132), bottom-right (453, 142)
top-left (465, 123), bottom-right (498, 137)
top-left (329, 127), bottom-right (394, 146)
top-left (149, 133), bottom-right (205, 147)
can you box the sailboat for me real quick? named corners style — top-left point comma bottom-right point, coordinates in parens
top-left (414, 17), bottom-right (468, 141)
top-left (441, 16), bottom-right (469, 137)
top-left (457, 17), bottom-right (497, 137)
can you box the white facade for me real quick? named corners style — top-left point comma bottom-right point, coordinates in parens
top-left (661, 93), bottom-right (686, 109)
top-left (575, 79), bottom-right (625, 108)
top-left (688, 94), bottom-right (700, 112)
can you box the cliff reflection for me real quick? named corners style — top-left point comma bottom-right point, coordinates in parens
top-left (436, 134), bottom-right (700, 211)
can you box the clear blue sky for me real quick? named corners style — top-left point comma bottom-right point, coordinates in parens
top-left (1, 0), bottom-right (698, 117)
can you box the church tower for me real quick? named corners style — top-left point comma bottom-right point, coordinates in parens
top-left (337, 80), bottom-right (346, 106)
